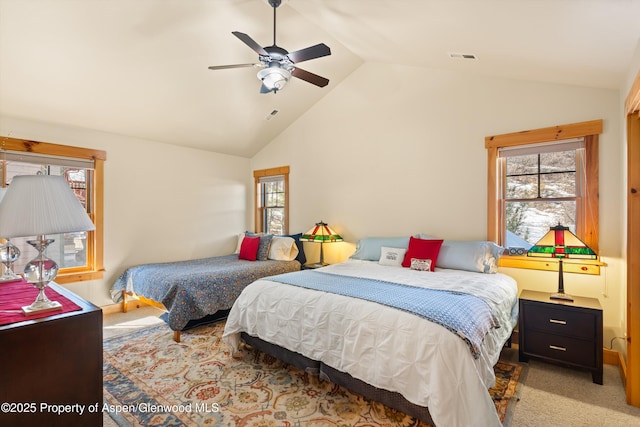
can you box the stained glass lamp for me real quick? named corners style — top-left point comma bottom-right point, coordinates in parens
top-left (527, 224), bottom-right (597, 301)
top-left (300, 221), bottom-right (343, 266)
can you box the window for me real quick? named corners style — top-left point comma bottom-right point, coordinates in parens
top-left (486, 120), bottom-right (602, 274)
top-left (502, 139), bottom-right (583, 247)
top-left (254, 166), bottom-right (289, 235)
top-left (1, 137), bottom-right (106, 283)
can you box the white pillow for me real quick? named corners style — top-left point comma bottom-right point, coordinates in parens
top-left (410, 258), bottom-right (432, 271)
top-left (268, 236), bottom-right (299, 261)
top-left (233, 233), bottom-right (245, 254)
top-left (378, 246), bottom-right (407, 267)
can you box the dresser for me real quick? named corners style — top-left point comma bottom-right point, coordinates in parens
top-left (0, 282), bottom-right (103, 426)
top-left (518, 289), bottom-right (603, 384)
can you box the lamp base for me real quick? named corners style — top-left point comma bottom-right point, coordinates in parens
top-left (550, 292), bottom-right (574, 302)
top-left (0, 273), bottom-right (23, 283)
top-left (22, 300), bottom-right (63, 316)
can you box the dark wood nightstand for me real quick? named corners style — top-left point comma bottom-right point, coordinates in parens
top-left (518, 289), bottom-right (603, 384)
top-left (0, 282), bottom-right (103, 426)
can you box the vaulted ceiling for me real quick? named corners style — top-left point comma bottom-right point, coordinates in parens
top-left (1, 0), bottom-right (639, 157)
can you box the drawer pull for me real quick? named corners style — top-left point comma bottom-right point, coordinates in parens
top-left (549, 319), bottom-right (567, 325)
top-left (549, 345), bottom-right (567, 351)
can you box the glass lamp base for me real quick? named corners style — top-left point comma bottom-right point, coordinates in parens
top-left (22, 299), bottom-right (63, 315)
top-left (0, 240), bottom-right (21, 282)
top-left (22, 237), bottom-right (62, 316)
top-left (0, 273), bottom-right (22, 283)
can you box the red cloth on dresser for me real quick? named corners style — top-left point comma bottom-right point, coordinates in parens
top-left (0, 279), bottom-right (82, 325)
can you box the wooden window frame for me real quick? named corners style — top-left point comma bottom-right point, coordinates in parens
top-left (1, 136), bottom-right (106, 283)
top-left (626, 70), bottom-right (640, 407)
top-left (253, 166), bottom-right (289, 235)
top-left (485, 120), bottom-right (603, 274)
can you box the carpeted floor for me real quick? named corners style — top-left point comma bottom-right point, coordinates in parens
top-left (103, 320), bottom-right (525, 427)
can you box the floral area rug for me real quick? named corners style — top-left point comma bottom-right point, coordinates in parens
top-left (103, 321), bottom-right (526, 426)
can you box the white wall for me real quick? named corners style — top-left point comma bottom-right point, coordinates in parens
top-left (251, 62), bottom-right (625, 348)
top-left (0, 116), bottom-right (252, 306)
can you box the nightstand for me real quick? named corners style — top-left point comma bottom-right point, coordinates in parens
top-left (0, 282), bottom-right (103, 426)
top-left (518, 289), bottom-right (603, 384)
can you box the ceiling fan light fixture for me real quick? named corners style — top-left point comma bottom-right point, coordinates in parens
top-left (257, 66), bottom-right (291, 92)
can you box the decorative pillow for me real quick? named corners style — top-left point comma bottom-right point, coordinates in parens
top-left (410, 258), bottom-right (432, 271)
top-left (350, 237), bottom-right (410, 261)
top-left (435, 240), bottom-right (505, 273)
top-left (401, 237), bottom-right (443, 271)
top-left (268, 236), bottom-right (299, 261)
top-left (286, 233), bottom-right (307, 265)
top-left (233, 232), bottom-right (245, 254)
top-left (238, 236), bottom-right (260, 261)
top-left (245, 232), bottom-right (273, 261)
top-left (379, 246), bottom-right (407, 267)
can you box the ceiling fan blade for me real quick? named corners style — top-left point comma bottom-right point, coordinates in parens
top-left (208, 63), bottom-right (262, 70)
top-left (232, 31), bottom-right (269, 56)
top-left (287, 43), bottom-right (331, 64)
top-left (291, 67), bottom-right (329, 88)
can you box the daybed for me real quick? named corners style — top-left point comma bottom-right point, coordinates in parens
top-left (112, 233), bottom-right (304, 342)
top-left (222, 236), bottom-right (518, 427)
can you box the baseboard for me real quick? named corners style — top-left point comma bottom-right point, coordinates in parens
top-left (101, 303), bottom-right (123, 315)
top-left (101, 296), bottom-right (156, 316)
top-left (603, 348), bottom-right (627, 386)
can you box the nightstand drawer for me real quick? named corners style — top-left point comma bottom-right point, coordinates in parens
top-left (523, 330), bottom-right (596, 367)
top-left (522, 304), bottom-right (595, 339)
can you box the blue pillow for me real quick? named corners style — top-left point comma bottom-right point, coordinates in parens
top-left (435, 240), bottom-right (505, 273)
top-left (350, 237), bottom-right (410, 261)
top-left (245, 232), bottom-right (273, 261)
top-left (286, 233), bottom-right (307, 266)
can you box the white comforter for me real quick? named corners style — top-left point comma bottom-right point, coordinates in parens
top-left (222, 259), bottom-right (518, 427)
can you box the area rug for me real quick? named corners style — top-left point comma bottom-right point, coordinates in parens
top-left (103, 322), bottom-right (526, 426)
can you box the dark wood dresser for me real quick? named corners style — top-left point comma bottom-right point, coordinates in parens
top-left (518, 289), bottom-right (603, 384)
top-left (0, 282), bottom-right (103, 426)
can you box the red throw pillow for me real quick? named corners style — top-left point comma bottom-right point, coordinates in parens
top-left (238, 236), bottom-right (260, 261)
top-left (401, 237), bottom-right (444, 271)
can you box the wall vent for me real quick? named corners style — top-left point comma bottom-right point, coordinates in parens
top-left (265, 109), bottom-right (279, 121)
top-left (448, 52), bottom-right (478, 60)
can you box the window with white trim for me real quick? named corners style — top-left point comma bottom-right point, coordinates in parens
top-left (501, 139), bottom-right (585, 249)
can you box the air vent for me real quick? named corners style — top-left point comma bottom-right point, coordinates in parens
top-left (265, 109), bottom-right (279, 121)
top-left (448, 52), bottom-right (478, 60)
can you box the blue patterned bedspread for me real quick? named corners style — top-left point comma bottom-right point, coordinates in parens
top-left (111, 254), bottom-right (300, 331)
top-left (264, 270), bottom-right (498, 358)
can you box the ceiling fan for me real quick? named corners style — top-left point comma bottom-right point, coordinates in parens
top-left (208, 0), bottom-right (331, 94)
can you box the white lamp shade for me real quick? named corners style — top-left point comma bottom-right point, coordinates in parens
top-left (0, 175), bottom-right (95, 238)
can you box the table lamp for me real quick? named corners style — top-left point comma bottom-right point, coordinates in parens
top-left (300, 221), bottom-right (343, 267)
top-left (0, 175), bottom-right (95, 314)
top-left (527, 223), bottom-right (597, 301)
top-left (0, 187), bottom-right (21, 281)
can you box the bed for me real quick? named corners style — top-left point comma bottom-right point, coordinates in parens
top-left (111, 234), bottom-right (303, 341)
top-left (222, 237), bottom-right (518, 427)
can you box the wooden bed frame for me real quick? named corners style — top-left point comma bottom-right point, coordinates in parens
top-left (120, 290), bottom-right (182, 342)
